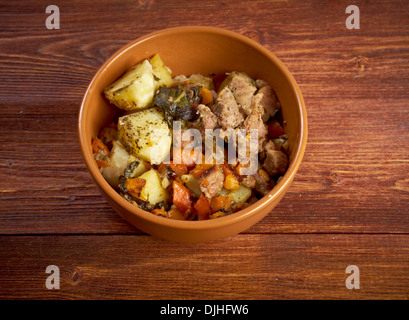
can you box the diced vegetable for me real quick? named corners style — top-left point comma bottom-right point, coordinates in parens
top-left (167, 207), bottom-right (186, 220)
top-left (94, 154), bottom-right (110, 168)
top-left (217, 187), bottom-right (230, 197)
top-left (154, 83), bottom-right (201, 127)
top-left (199, 86), bottom-right (213, 105)
top-left (117, 107), bottom-right (171, 165)
top-left (124, 157), bottom-right (148, 178)
top-left (150, 54), bottom-right (173, 88)
top-left (151, 208), bottom-right (168, 217)
top-left (137, 169), bottom-right (169, 205)
top-left (101, 140), bottom-right (130, 187)
top-left (193, 194), bottom-right (212, 220)
top-left (92, 137), bottom-right (110, 156)
top-left (209, 211), bottom-right (227, 219)
top-left (180, 174), bottom-right (202, 198)
top-left (221, 163), bottom-right (240, 191)
top-left (93, 137), bottom-right (110, 168)
top-left (161, 176), bottom-right (171, 189)
top-left (168, 162), bottom-right (188, 176)
top-left (104, 59), bottom-right (157, 111)
top-left (210, 196), bottom-right (233, 213)
top-left (189, 163), bottom-right (214, 179)
top-left (225, 184), bottom-right (252, 204)
top-left (224, 174), bottom-right (240, 190)
top-left (126, 177), bottom-right (146, 199)
top-left (172, 180), bottom-right (192, 217)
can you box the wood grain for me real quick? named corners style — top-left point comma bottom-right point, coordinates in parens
top-left (0, 0), bottom-right (408, 299)
top-left (0, 234), bottom-right (408, 300)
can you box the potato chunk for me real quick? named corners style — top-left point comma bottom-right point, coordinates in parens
top-left (104, 59), bottom-right (156, 111)
top-left (150, 54), bottom-right (173, 88)
top-left (137, 169), bottom-right (169, 205)
top-left (101, 140), bottom-right (130, 187)
top-left (117, 107), bottom-right (171, 165)
top-left (226, 184), bottom-right (252, 204)
top-left (104, 54), bottom-right (173, 111)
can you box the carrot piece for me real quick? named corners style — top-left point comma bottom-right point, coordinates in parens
top-left (193, 194), bottom-right (212, 220)
top-left (221, 163), bottom-right (240, 180)
top-left (199, 86), bottom-right (213, 105)
top-left (95, 158), bottom-right (110, 168)
top-left (268, 120), bottom-right (285, 138)
top-left (151, 208), bottom-right (168, 217)
top-left (126, 178), bottom-right (146, 199)
top-left (209, 211), bottom-right (227, 219)
top-left (92, 137), bottom-right (110, 156)
top-left (167, 207), bottom-right (186, 220)
top-left (172, 180), bottom-right (192, 217)
top-left (168, 162), bottom-right (188, 176)
top-left (157, 163), bottom-right (168, 177)
top-left (189, 163), bottom-right (214, 179)
top-left (221, 163), bottom-right (233, 177)
top-left (92, 137), bottom-right (110, 168)
top-left (224, 174), bottom-right (240, 190)
top-left (210, 196), bottom-right (232, 213)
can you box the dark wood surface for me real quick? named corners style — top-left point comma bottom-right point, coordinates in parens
top-left (0, 0), bottom-right (408, 300)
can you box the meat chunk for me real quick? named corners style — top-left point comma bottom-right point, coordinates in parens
top-left (222, 72), bottom-right (257, 115)
top-left (241, 175), bottom-right (256, 188)
top-left (197, 104), bottom-right (218, 130)
top-left (189, 104), bottom-right (219, 141)
top-left (255, 85), bottom-right (280, 122)
top-left (260, 139), bottom-right (276, 160)
top-left (198, 165), bottom-right (224, 199)
top-left (241, 102), bottom-right (268, 150)
top-left (254, 171), bottom-right (272, 195)
top-left (262, 148), bottom-right (288, 176)
top-left (212, 87), bottom-right (244, 130)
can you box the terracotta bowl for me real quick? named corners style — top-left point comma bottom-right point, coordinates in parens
top-left (78, 26), bottom-right (307, 242)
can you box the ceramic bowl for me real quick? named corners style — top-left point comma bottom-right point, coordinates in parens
top-left (78, 26), bottom-right (307, 242)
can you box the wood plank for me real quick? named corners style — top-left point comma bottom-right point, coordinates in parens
top-left (0, 0), bottom-right (409, 301)
top-left (1, 1), bottom-right (408, 104)
top-left (0, 234), bottom-right (408, 299)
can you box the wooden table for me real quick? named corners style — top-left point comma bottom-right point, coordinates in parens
top-left (1, 0), bottom-right (408, 300)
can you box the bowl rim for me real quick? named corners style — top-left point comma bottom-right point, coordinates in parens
top-left (78, 25), bottom-right (308, 231)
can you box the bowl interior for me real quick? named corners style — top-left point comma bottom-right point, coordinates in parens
top-left (79, 26), bottom-right (306, 236)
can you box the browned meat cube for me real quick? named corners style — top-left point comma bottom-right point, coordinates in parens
top-left (198, 165), bottom-right (225, 199)
top-left (197, 104), bottom-right (218, 130)
top-left (255, 85), bottom-right (280, 122)
top-left (241, 175), bottom-right (256, 188)
top-left (221, 72), bottom-right (257, 115)
top-left (241, 103), bottom-right (268, 149)
top-left (259, 139), bottom-right (276, 160)
top-left (212, 87), bottom-right (244, 130)
top-left (262, 148), bottom-right (288, 176)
